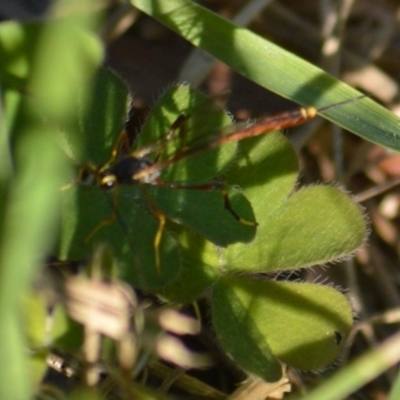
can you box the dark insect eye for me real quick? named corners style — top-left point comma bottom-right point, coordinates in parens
top-left (79, 168), bottom-right (96, 185)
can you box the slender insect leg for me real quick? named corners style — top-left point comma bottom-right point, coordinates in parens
top-left (140, 185), bottom-right (166, 273)
top-left (84, 189), bottom-right (120, 245)
top-left (154, 114), bottom-right (189, 162)
top-left (111, 130), bottom-right (131, 159)
top-left (98, 130), bottom-right (131, 175)
top-left (80, 127), bottom-right (135, 245)
top-left (153, 209), bottom-right (166, 273)
top-left (131, 114), bottom-right (189, 160)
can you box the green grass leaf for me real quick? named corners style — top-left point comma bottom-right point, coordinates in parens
top-left (0, 9), bottom-right (103, 397)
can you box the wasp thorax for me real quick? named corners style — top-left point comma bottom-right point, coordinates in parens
top-left (110, 156), bottom-right (161, 184)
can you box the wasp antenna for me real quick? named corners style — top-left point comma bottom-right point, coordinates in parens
top-left (317, 94), bottom-right (366, 113)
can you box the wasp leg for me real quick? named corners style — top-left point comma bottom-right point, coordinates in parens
top-left (152, 208), bottom-right (166, 274)
top-left (84, 189), bottom-right (120, 245)
top-left (131, 114), bottom-right (189, 160)
top-left (140, 186), bottom-right (166, 274)
top-left (98, 130), bottom-right (131, 175)
top-left (154, 114), bottom-right (189, 162)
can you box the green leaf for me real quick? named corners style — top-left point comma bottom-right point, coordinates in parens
top-left (389, 371), bottom-right (400, 400)
top-left (130, 0), bottom-right (400, 151)
top-left (218, 134), bottom-right (366, 272)
top-left (224, 185), bottom-right (366, 272)
top-left (0, 21), bottom-right (38, 81)
top-left (58, 185), bottom-right (181, 290)
top-left (21, 289), bottom-right (78, 387)
top-left (158, 131), bottom-right (295, 301)
top-left (0, 10), bottom-right (103, 399)
top-left (27, 354), bottom-right (48, 394)
top-left (57, 81), bottom-right (258, 289)
top-left (146, 184), bottom-right (256, 247)
top-left (57, 78), bottom-right (259, 290)
top-left (159, 228), bottom-right (221, 303)
top-left (21, 290), bottom-right (69, 349)
top-left (61, 67), bottom-right (131, 166)
top-left (138, 85), bottom-right (237, 182)
top-left (212, 278), bottom-right (282, 381)
top-left (137, 85), bottom-right (257, 246)
top-left (212, 277), bottom-right (353, 374)
top-left (227, 132), bottom-right (299, 222)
